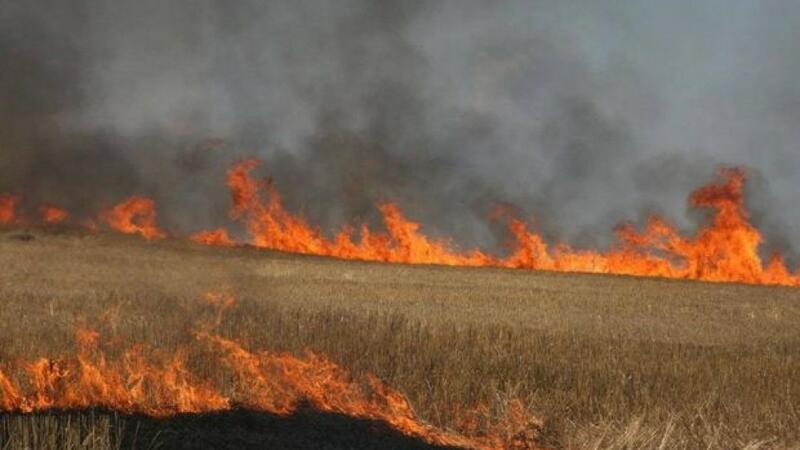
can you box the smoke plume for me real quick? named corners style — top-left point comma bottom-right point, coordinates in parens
top-left (2, 1), bottom-right (799, 258)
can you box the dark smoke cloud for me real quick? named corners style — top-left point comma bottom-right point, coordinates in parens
top-left (0, 2), bottom-right (139, 215)
top-left (2, 1), bottom-right (799, 258)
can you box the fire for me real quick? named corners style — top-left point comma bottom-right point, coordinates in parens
top-left (0, 194), bottom-right (19, 224)
top-left (501, 167), bottom-right (800, 285)
top-left (0, 296), bottom-right (540, 449)
top-left (39, 205), bottom-right (69, 224)
top-left (225, 159), bottom-right (494, 266)
top-left (2, 158), bottom-right (799, 287)
top-left (223, 160), bottom-right (800, 287)
top-left (100, 196), bottom-right (166, 240)
top-left (190, 228), bottom-right (235, 246)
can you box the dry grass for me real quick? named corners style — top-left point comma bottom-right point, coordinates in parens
top-left (1, 225), bottom-right (799, 449)
top-left (0, 412), bottom-right (125, 450)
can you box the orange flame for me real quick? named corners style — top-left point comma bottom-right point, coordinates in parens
top-left (0, 194), bottom-right (19, 224)
top-left (502, 167), bottom-right (800, 285)
top-left (3, 159), bottom-right (799, 287)
top-left (39, 205), bottom-right (69, 224)
top-left (224, 160), bottom-right (800, 286)
top-left (225, 159), bottom-right (494, 266)
top-left (100, 196), bottom-right (166, 240)
top-left (0, 297), bottom-right (540, 449)
top-left (190, 228), bottom-right (235, 246)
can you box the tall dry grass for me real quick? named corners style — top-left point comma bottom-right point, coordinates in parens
top-left (1, 226), bottom-right (799, 449)
top-left (0, 412), bottom-right (125, 450)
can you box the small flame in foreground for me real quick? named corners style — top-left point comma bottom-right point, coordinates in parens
top-left (0, 296), bottom-right (540, 450)
top-left (100, 196), bottom-right (166, 240)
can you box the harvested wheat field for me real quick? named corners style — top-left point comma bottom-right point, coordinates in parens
top-left (0, 226), bottom-right (798, 449)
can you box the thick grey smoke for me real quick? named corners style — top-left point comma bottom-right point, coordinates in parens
top-left (2, 1), bottom-right (799, 258)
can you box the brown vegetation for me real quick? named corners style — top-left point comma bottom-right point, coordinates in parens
top-left (1, 226), bottom-right (799, 448)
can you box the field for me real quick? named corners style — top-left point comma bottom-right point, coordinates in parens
top-left (1, 226), bottom-right (799, 449)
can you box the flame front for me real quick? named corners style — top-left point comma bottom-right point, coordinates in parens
top-left (223, 160), bottom-right (800, 286)
top-left (226, 159), bottom-right (495, 266)
top-left (501, 167), bottom-right (800, 285)
top-left (0, 315), bottom-right (538, 449)
top-left (2, 158), bottom-right (799, 286)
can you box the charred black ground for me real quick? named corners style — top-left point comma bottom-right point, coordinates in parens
top-left (0, 408), bottom-right (463, 450)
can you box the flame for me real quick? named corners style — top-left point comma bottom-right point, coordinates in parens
top-left (100, 196), bottom-right (166, 240)
top-left (502, 168), bottom-right (800, 285)
top-left (0, 296), bottom-right (540, 449)
top-left (2, 159), bottom-right (799, 287)
top-left (225, 159), bottom-right (494, 266)
top-left (224, 160), bottom-right (800, 287)
top-left (0, 194), bottom-right (19, 224)
top-left (39, 205), bottom-right (69, 224)
top-left (190, 228), bottom-right (235, 246)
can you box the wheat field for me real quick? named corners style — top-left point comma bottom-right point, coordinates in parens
top-left (1, 225), bottom-right (799, 449)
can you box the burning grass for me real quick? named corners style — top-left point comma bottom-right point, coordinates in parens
top-left (0, 294), bottom-right (539, 449)
top-left (1, 227), bottom-right (799, 448)
top-left (3, 160), bottom-right (800, 287)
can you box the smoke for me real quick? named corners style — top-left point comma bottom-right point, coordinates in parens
top-left (2, 1), bottom-right (799, 258)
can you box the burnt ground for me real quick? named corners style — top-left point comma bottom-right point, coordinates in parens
top-left (1, 407), bottom-right (464, 450)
